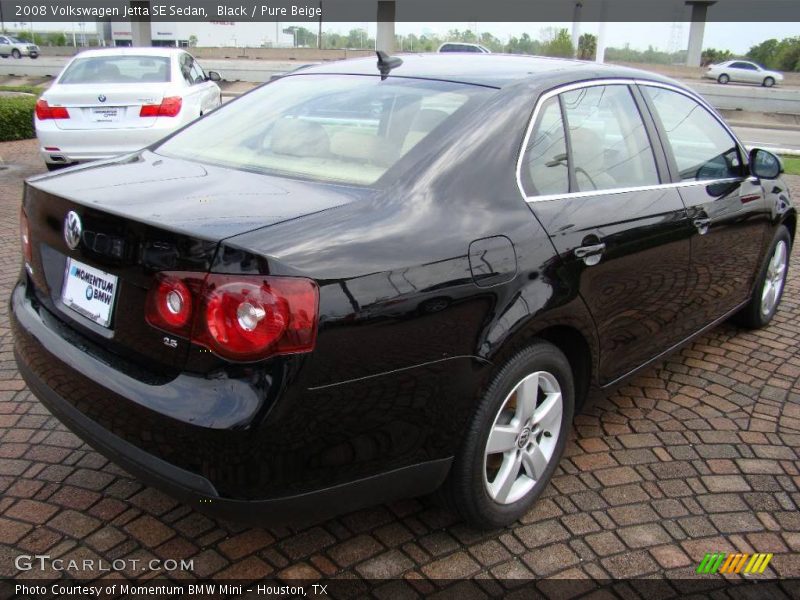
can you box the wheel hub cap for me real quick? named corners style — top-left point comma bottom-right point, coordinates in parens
top-left (483, 370), bottom-right (564, 505)
top-left (761, 240), bottom-right (787, 317)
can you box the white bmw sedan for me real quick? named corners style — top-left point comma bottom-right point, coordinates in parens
top-left (35, 47), bottom-right (222, 170)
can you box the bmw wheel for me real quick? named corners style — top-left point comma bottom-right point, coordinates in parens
top-left (735, 225), bottom-right (791, 329)
top-left (442, 341), bottom-right (574, 528)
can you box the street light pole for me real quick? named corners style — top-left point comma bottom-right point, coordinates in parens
top-left (317, 1), bottom-right (322, 49)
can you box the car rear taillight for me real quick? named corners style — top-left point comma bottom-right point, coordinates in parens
top-left (145, 272), bottom-right (319, 361)
top-left (140, 97), bottom-right (182, 118)
top-left (20, 209), bottom-right (32, 264)
top-left (35, 99), bottom-right (69, 120)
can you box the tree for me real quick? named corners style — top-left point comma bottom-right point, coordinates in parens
top-left (746, 36), bottom-right (800, 71)
top-left (283, 26), bottom-right (316, 48)
top-left (747, 38), bottom-right (779, 68)
top-left (543, 28), bottom-right (574, 58)
top-left (578, 33), bottom-right (596, 60)
top-left (188, 35), bottom-right (198, 48)
top-left (701, 48), bottom-right (733, 66)
top-left (507, 33), bottom-right (541, 55)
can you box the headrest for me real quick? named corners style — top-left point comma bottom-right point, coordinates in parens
top-left (270, 119), bottom-right (330, 158)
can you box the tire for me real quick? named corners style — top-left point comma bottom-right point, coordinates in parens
top-left (30, 55), bottom-right (38, 60)
top-left (11, 49), bottom-right (21, 59)
top-left (734, 225), bottom-right (791, 329)
top-left (440, 341), bottom-right (575, 529)
top-left (718, 74), bottom-right (730, 84)
top-left (763, 77), bottom-right (775, 88)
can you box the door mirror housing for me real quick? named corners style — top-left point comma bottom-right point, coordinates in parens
top-left (749, 148), bottom-right (783, 180)
top-left (206, 70), bottom-right (222, 82)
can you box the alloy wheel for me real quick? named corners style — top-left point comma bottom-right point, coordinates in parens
top-left (761, 240), bottom-right (787, 317)
top-left (483, 371), bottom-right (563, 505)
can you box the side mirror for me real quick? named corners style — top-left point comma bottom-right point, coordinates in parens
top-left (750, 148), bottom-right (783, 180)
top-left (206, 70), bottom-right (222, 82)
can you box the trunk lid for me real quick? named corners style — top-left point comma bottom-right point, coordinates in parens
top-left (23, 151), bottom-right (358, 372)
top-left (46, 83), bottom-right (168, 130)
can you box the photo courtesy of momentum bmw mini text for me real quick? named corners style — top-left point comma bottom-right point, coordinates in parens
top-left (1, 0), bottom-right (800, 598)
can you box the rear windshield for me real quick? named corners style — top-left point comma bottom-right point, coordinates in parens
top-left (60, 56), bottom-right (171, 84)
top-left (156, 74), bottom-right (490, 185)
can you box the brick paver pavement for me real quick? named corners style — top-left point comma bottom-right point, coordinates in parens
top-left (1, 140), bottom-right (799, 591)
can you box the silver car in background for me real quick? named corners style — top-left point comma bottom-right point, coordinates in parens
top-left (0, 35), bottom-right (39, 58)
top-left (704, 60), bottom-right (783, 87)
top-left (35, 47), bottom-right (222, 170)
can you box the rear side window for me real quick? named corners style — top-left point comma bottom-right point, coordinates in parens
top-left (643, 86), bottom-right (743, 181)
top-left (157, 75), bottom-right (488, 185)
top-left (560, 85), bottom-right (659, 192)
top-left (60, 56), bottom-right (171, 84)
top-left (520, 97), bottom-right (568, 196)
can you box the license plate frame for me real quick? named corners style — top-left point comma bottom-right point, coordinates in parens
top-left (61, 257), bottom-right (119, 328)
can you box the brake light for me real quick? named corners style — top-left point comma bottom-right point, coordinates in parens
top-left (145, 272), bottom-right (318, 361)
top-left (140, 96), bottom-right (182, 118)
top-left (35, 99), bottom-right (69, 120)
top-left (20, 209), bottom-right (32, 264)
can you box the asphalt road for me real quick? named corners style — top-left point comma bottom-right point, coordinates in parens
top-left (734, 126), bottom-right (800, 153)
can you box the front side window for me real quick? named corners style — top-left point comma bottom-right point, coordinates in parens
top-left (643, 86), bottom-right (742, 181)
top-left (157, 75), bottom-right (488, 185)
top-left (560, 85), bottom-right (659, 192)
top-left (520, 97), bottom-right (568, 196)
top-left (59, 56), bottom-right (171, 84)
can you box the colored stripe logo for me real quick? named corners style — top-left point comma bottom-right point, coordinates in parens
top-left (696, 552), bottom-right (773, 574)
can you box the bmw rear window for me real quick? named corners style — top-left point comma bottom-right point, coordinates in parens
top-left (156, 74), bottom-right (490, 185)
top-left (60, 56), bottom-right (171, 84)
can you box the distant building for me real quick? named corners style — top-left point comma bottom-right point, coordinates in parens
top-left (109, 21), bottom-right (294, 48)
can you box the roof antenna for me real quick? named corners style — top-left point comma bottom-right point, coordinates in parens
top-left (376, 51), bottom-right (403, 80)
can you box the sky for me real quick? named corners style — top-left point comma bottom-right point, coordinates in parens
top-left (4, 21), bottom-right (798, 54)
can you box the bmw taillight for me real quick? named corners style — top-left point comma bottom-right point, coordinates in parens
top-left (20, 209), bottom-right (32, 264)
top-left (140, 96), bottom-right (182, 118)
top-left (35, 99), bottom-right (69, 120)
top-left (145, 272), bottom-right (318, 361)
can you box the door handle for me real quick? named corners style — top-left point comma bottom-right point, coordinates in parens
top-left (693, 217), bottom-right (711, 235)
top-left (574, 242), bottom-right (606, 266)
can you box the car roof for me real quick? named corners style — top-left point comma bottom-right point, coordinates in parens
top-left (295, 53), bottom-right (678, 89)
top-left (71, 47), bottom-right (186, 59)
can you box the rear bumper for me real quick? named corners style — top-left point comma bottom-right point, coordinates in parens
top-left (17, 354), bottom-right (450, 524)
top-left (10, 279), bottom-right (452, 523)
top-left (36, 122), bottom-right (178, 164)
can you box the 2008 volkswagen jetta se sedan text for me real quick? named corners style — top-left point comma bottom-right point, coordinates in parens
top-left (11, 54), bottom-right (795, 528)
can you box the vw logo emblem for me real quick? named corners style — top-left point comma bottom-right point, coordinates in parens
top-left (64, 211), bottom-right (82, 250)
top-left (98, 94), bottom-right (106, 103)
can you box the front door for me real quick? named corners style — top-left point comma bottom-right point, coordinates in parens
top-left (640, 85), bottom-right (770, 332)
top-left (520, 83), bottom-right (694, 384)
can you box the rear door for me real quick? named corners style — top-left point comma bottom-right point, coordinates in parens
top-left (521, 82), bottom-right (694, 385)
top-left (640, 84), bottom-right (769, 331)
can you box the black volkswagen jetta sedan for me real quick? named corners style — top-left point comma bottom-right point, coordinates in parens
top-left (12, 54), bottom-right (795, 528)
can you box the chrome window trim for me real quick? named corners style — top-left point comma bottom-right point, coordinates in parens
top-left (516, 78), bottom-right (749, 204)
